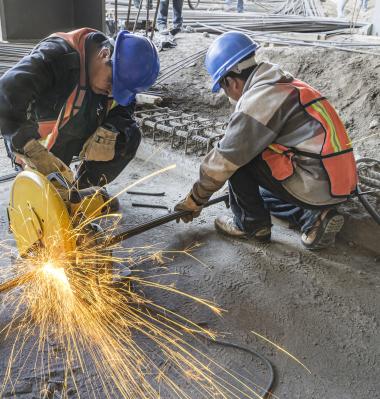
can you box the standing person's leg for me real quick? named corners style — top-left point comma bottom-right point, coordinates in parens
top-left (225, 0), bottom-right (234, 11)
top-left (172, 0), bottom-right (184, 28)
top-left (237, 0), bottom-right (244, 12)
top-left (337, 0), bottom-right (348, 17)
top-left (157, 0), bottom-right (170, 31)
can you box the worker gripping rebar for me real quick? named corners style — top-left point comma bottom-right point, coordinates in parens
top-left (175, 31), bottom-right (359, 250)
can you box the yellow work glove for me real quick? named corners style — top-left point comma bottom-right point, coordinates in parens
top-left (80, 126), bottom-right (118, 162)
top-left (174, 192), bottom-right (203, 223)
top-left (21, 139), bottom-right (74, 183)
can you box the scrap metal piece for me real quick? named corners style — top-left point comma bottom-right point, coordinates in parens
top-left (132, 203), bottom-right (169, 210)
top-left (127, 190), bottom-right (166, 196)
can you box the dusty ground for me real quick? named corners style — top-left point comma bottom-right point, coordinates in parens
top-left (0, 31), bottom-right (379, 398)
top-left (0, 148), bottom-right (378, 398)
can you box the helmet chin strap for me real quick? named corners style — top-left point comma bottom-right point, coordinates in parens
top-left (230, 55), bottom-right (257, 74)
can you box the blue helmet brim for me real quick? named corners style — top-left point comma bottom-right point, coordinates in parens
top-left (112, 30), bottom-right (160, 106)
top-left (212, 81), bottom-right (221, 93)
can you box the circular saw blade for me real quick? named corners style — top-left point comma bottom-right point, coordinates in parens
top-left (8, 170), bottom-right (76, 257)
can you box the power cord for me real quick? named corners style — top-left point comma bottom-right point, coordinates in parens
top-left (139, 302), bottom-right (275, 398)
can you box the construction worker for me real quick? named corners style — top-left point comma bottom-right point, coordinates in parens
top-left (225, 0), bottom-right (245, 13)
top-left (175, 32), bottom-right (358, 250)
top-left (134, 0), bottom-right (153, 10)
top-left (0, 28), bottom-right (159, 198)
top-left (157, 0), bottom-right (184, 35)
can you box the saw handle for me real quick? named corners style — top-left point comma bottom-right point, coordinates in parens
top-left (107, 194), bottom-right (229, 246)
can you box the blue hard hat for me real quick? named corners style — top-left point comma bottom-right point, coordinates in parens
top-left (112, 31), bottom-right (160, 106)
top-left (205, 31), bottom-right (259, 93)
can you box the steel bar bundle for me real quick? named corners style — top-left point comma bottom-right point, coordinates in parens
top-left (106, 0), bottom-right (365, 33)
top-left (275, 0), bottom-right (325, 17)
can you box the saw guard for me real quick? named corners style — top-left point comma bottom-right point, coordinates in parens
top-left (8, 170), bottom-right (76, 257)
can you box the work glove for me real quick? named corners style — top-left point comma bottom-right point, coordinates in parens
top-left (21, 139), bottom-right (74, 183)
top-left (80, 125), bottom-right (119, 162)
top-left (174, 192), bottom-right (203, 223)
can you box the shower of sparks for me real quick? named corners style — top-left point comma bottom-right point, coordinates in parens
top-left (0, 166), bottom-right (268, 399)
top-left (251, 330), bottom-right (311, 374)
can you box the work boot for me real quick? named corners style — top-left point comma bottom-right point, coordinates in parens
top-left (170, 25), bottom-right (184, 36)
top-left (157, 24), bottom-right (169, 35)
top-left (301, 209), bottom-right (344, 250)
top-left (214, 216), bottom-right (271, 242)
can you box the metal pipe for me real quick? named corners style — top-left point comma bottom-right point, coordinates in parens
top-left (146, 0), bottom-right (150, 37)
top-left (126, 0), bottom-right (133, 28)
top-left (150, 0), bottom-right (161, 40)
top-left (133, 0), bottom-right (144, 33)
top-left (115, 0), bottom-right (118, 34)
top-left (0, 271), bottom-right (35, 294)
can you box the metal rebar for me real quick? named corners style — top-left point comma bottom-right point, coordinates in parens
top-left (150, 0), bottom-right (161, 40)
top-left (126, 0), bottom-right (133, 28)
top-left (146, 0), bottom-right (150, 37)
top-left (115, 0), bottom-right (118, 34)
top-left (127, 190), bottom-right (166, 196)
top-left (133, 0), bottom-right (144, 33)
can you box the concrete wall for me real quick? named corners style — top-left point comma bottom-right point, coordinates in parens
top-left (73, 0), bottom-right (105, 33)
top-left (0, 0), bottom-right (104, 41)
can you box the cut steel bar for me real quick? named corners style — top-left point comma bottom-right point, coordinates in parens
top-left (0, 271), bottom-right (35, 294)
top-left (127, 190), bottom-right (166, 196)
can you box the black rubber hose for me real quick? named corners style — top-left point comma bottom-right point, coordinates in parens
top-left (357, 185), bottom-right (380, 225)
top-left (138, 302), bottom-right (275, 398)
top-left (355, 158), bottom-right (380, 225)
top-left (202, 336), bottom-right (275, 398)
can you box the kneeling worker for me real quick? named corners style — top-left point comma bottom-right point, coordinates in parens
top-left (0, 28), bottom-right (159, 200)
top-left (175, 32), bottom-right (358, 250)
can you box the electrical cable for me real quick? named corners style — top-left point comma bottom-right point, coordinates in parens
top-left (357, 185), bottom-right (380, 225)
top-left (138, 302), bottom-right (275, 398)
top-left (356, 158), bottom-right (380, 225)
top-left (201, 336), bottom-right (275, 398)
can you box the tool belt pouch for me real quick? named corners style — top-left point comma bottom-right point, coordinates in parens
top-left (80, 126), bottom-right (118, 162)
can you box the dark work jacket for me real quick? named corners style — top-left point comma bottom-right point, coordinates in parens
top-left (0, 31), bottom-right (135, 159)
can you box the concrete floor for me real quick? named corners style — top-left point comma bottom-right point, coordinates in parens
top-left (0, 139), bottom-right (379, 398)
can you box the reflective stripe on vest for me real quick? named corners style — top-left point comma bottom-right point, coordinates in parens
top-left (37, 28), bottom-right (97, 150)
top-left (262, 80), bottom-right (357, 198)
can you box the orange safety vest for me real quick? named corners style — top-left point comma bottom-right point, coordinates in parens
top-left (37, 28), bottom-right (113, 150)
top-left (262, 80), bottom-right (358, 197)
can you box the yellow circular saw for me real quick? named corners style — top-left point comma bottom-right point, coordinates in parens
top-left (8, 170), bottom-right (76, 257)
top-left (1, 169), bottom-right (113, 293)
